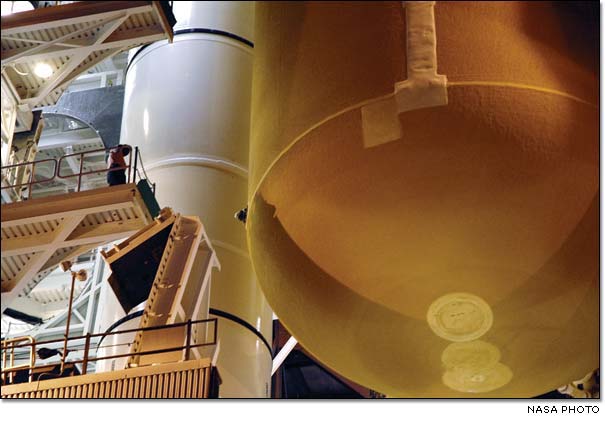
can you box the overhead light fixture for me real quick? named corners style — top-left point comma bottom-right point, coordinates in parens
top-left (1, 1), bottom-right (34, 16)
top-left (34, 62), bottom-right (53, 79)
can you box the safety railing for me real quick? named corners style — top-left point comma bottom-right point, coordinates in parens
top-left (0, 158), bottom-right (58, 201)
top-left (57, 145), bottom-right (133, 192)
top-left (1, 145), bottom-right (155, 203)
top-left (1, 336), bottom-right (36, 385)
top-left (0, 318), bottom-right (218, 386)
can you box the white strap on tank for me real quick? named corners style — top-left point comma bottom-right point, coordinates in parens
top-left (361, 1), bottom-right (448, 148)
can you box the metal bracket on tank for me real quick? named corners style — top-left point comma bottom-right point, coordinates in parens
top-left (361, 1), bottom-right (448, 148)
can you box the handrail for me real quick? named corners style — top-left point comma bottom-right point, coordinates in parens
top-left (1, 336), bottom-right (36, 384)
top-left (13, 316), bottom-right (217, 348)
top-left (57, 145), bottom-right (133, 188)
top-left (0, 145), bottom-right (155, 202)
top-left (1, 158), bottom-right (58, 198)
top-left (0, 318), bottom-right (217, 383)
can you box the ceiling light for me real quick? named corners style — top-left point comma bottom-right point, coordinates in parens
top-left (1, 1), bottom-right (34, 16)
top-left (34, 62), bottom-right (53, 79)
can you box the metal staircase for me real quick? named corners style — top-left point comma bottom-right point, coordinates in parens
top-left (128, 214), bottom-right (201, 366)
top-left (101, 207), bottom-right (219, 368)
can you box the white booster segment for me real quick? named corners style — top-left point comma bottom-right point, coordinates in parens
top-left (119, 1), bottom-right (273, 397)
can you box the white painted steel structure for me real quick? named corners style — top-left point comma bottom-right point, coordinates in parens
top-left (2, 248), bottom-right (109, 374)
top-left (0, 1), bottom-right (173, 109)
top-left (1, 183), bottom-right (154, 312)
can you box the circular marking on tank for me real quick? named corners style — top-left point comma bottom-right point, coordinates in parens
top-left (442, 362), bottom-right (513, 394)
top-left (427, 293), bottom-right (493, 342)
top-left (441, 340), bottom-right (501, 372)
